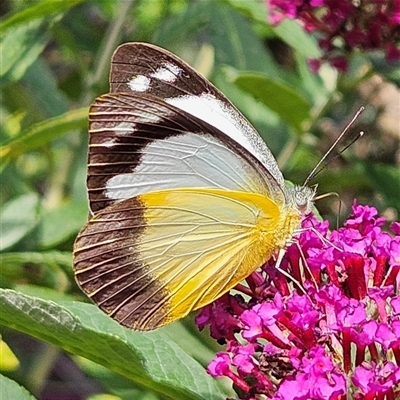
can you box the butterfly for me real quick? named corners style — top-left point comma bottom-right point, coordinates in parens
top-left (73, 42), bottom-right (316, 331)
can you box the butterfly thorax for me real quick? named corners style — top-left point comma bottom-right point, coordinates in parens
top-left (257, 203), bottom-right (298, 255)
top-left (285, 185), bottom-right (316, 215)
top-left (257, 185), bottom-right (316, 255)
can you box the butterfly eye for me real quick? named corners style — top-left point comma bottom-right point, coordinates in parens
top-left (292, 186), bottom-right (315, 214)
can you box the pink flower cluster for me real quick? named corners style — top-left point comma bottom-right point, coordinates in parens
top-left (265, 0), bottom-right (400, 71)
top-left (197, 202), bottom-right (400, 399)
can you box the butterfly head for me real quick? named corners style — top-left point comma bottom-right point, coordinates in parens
top-left (286, 185), bottom-right (317, 215)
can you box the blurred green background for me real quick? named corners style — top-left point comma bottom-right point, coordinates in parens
top-left (1, 1), bottom-right (399, 399)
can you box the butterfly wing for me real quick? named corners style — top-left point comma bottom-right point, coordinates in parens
top-left (109, 42), bottom-right (285, 192)
top-left (74, 187), bottom-right (286, 331)
top-left (87, 93), bottom-right (285, 214)
top-left (74, 43), bottom-right (300, 330)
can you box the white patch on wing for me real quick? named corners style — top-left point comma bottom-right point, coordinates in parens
top-left (95, 139), bottom-right (116, 148)
top-left (127, 75), bottom-right (150, 92)
top-left (165, 93), bottom-right (284, 188)
top-left (150, 63), bottom-right (181, 82)
top-left (109, 121), bottom-right (135, 135)
top-left (90, 111), bottom-right (164, 136)
top-left (105, 133), bottom-right (271, 201)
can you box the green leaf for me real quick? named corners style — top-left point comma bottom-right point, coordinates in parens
top-left (0, 252), bottom-right (72, 291)
top-left (13, 285), bottom-right (76, 303)
top-left (0, 193), bottom-right (40, 251)
top-left (1, 107), bottom-right (88, 161)
top-left (22, 57), bottom-right (70, 117)
top-left (224, 0), bottom-right (321, 58)
top-left (76, 358), bottom-right (164, 400)
top-left (0, 20), bottom-right (49, 83)
top-left (208, 2), bottom-right (279, 74)
top-left (0, 374), bottom-right (37, 400)
top-left (0, 0), bottom-right (84, 33)
top-left (0, 289), bottom-right (226, 400)
top-left (273, 20), bottom-right (321, 59)
top-left (162, 321), bottom-right (217, 367)
top-left (223, 0), bottom-right (268, 22)
top-left (38, 200), bottom-right (87, 248)
top-left (362, 163), bottom-right (400, 213)
top-left (294, 52), bottom-right (330, 104)
top-left (367, 53), bottom-right (400, 88)
top-left (233, 72), bottom-right (311, 132)
top-left (0, 252), bottom-right (72, 273)
top-left (152, 2), bottom-right (209, 49)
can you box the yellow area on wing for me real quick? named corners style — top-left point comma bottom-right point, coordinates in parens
top-left (136, 188), bottom-right (301, 327)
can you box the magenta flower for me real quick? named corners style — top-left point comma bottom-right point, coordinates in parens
top-left (265, 0), bottom-right (400, 71)
top-left (196, 201), bottom-right (400, 399)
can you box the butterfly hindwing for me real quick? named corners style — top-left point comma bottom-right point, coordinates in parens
top-left (74, 187), bottom-right (284, 331)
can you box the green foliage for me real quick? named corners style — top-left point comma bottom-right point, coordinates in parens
top-left (0, 0), bottom-right (398, 399)
top-left (0, 0), bottom-right (85, 32)
top-left (0, 289), bottom-right (225, 400)
top-left (233, 72), bottom-right (311, 132)
top-left (0, 374), bottom-right (37, 400)
top-left (1, 107), bottom-right (88, 163)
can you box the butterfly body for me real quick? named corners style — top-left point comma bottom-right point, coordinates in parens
top-left (73, 43), bottom-right (315, 330)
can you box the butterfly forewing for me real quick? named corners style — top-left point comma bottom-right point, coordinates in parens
top-left (109, 42), bottom-right (285, 189)
top-left (110, 42), bottom-right (214, 99)
top-left (87, 93), bottom-right (284, 215)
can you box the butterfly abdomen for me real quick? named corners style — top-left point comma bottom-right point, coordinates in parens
top-left (270, 206), bottom-right (302, 249)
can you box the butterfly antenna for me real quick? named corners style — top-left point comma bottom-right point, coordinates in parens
top-left (310, 131), bottom-right (365, 181)
top-left (303, 106), bottom-right (365, 186)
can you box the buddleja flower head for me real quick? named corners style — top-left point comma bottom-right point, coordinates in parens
top-left (265, 0), bottom-right (400, 71)
top-left (197, 202), bottom-right (400, 399)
